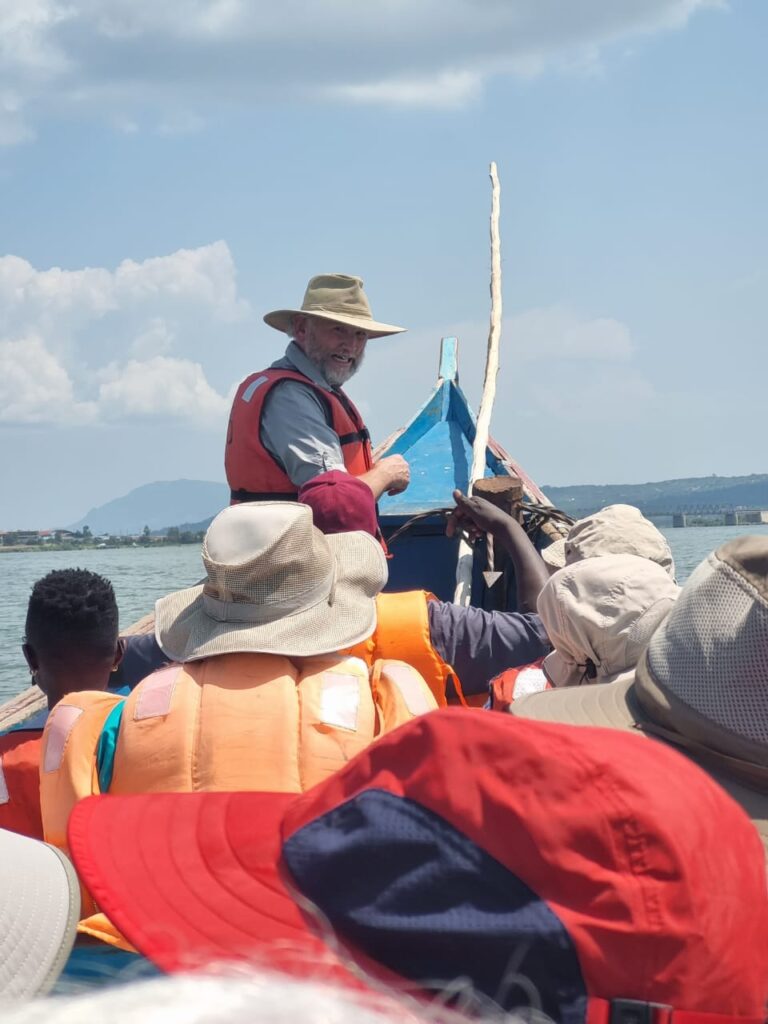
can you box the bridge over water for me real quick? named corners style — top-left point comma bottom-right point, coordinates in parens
top-left (667, 506), bottom-right (768, 528)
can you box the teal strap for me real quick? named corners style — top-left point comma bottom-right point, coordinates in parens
top-left (96, 700), bottom-right (126, 794)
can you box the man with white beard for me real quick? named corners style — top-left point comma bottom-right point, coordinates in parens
top-left (225, 273), bottom-right (410, 505)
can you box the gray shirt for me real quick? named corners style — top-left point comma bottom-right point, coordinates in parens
top-left (427, 602), bottom-right (551, 698)
top-left (261, 341), bottom-right (349, 487)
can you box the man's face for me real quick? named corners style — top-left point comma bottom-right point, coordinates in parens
top-left (296, 317), bottom-right (367, 387)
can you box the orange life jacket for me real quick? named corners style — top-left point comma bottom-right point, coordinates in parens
top-left (0, 729), bottom-right (44, 840)
top-left (41, 652), bottom-right (436, 865)
top-left (225, 368), bottom-right (373, 502)
top-left (345, 591), bottom-right (471, 708)
top-left (41, 653), bottom-right (435, 949)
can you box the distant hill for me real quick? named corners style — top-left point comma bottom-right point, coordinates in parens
top-left (542, 473), bottom-right (768, 517)
top-left (67, 472), bottom-right (768, 536)
top-left (69, 480), bottom-right (228, 535)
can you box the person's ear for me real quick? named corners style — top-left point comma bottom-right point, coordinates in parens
top-left (22, 642), bottom-right (38, 674)
top-left (293, 315), bottom-right (308, 349)
top-left (113, 637), bottom-right (126, 671)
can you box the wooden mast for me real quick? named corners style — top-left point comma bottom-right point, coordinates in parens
top-left (454, 162), bottom-right (503, 605)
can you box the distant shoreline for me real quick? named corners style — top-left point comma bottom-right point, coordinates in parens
top-left (0, 541), bottom-right (200, 554)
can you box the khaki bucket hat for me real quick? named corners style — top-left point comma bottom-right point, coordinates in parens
top-left (541, 504), bottom-right (675, 578)
top-left (514, 535), bottom-right (768, 855)
top-left (0, 830), bottom-right (80, 1000)
top-left (155, 502), bottom-right (388, 662)
top-left (264, 273), bottom-right (405, 340)
top-left (538, 553), bottom-right (679, 688)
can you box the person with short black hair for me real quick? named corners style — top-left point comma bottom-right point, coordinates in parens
top-left (23, 568), bottom-right (122, 709)
top-left (0, 569), bottom-right (123, 839)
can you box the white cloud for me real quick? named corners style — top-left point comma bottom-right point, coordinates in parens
top-left (0, 241), bottom-right (247, 333)
top-left (130, 317), bottom-right (175, 358)
top-left (0, 0), bottom-right (725, 141)
top-left (0, 242), bottom-right (250, 427)
top-left (97, 356), bottom-right (231, 423)
top-left (508, 307), bottom-right (634, 361)
top-left (361, 304), bottom-right (654, 446)
top-left (0, 334), bottom-right (96, 424)
top-left (326, 70), bottom-right (483, 110)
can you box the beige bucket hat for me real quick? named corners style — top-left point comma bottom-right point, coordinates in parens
top-left (541, 504), bottom-right (675, 578)
top-left (155, 502), bottom-right (388, 662)
top-left (538, 553), bottom-right (679, 688)
top-left (264, 273), bottom-right (405, 340)
top-left (514, 535), bottom-right (768, 854)
top-left (0, 830), bottom-right (80, 999)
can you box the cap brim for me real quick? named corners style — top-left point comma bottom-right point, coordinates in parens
top-left (0, 833), bottom-right (80, 999)
top-left (68, 792), bottom-right (375, 987)
top-left (154, 530), bottom-right (386, 663)
top-left (511, 676), bottom-right (639, 729)
top-left (263, 309), bottom-right (405, 340)
top-left (541, 539), bottom-right (566, 571)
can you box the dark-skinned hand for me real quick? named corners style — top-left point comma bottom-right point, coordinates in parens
top-left (445, 489), bottom-right (515, 541)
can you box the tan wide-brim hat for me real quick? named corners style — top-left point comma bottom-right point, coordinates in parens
top-left (155, 503), bottom-right (388, 662)
top-left (514, 535), bottom-right (768, 856)
top-left (264, 273), bottom-right (405, 340)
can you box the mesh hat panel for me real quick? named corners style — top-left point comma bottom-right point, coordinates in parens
top-left (646, 555), bottom-right (768, 745)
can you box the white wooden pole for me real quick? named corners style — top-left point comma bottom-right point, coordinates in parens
top-left (454, 161), bottom-right (503, 605)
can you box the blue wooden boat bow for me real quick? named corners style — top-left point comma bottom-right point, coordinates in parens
top-left (376, 337), bottom-right (569, 605)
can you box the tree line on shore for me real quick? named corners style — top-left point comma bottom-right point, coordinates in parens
top-left (0, 524), bottom-right (205, 551)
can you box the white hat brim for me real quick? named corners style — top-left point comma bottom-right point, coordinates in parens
top-left (154, 530), bottom-right (387, 663)
top-left (263, 308), bottom-right (405, 340)
top-left (0, 834), bottom-right (80, 999)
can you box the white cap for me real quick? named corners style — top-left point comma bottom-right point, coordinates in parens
top-left (541, 504), bottom-right (675, 579)
top-left (538, 553), bottom-right (680, 688)
top-left (0, 830), bottom-right (80, 999)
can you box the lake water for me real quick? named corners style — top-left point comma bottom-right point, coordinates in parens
top-left (1, 523), bottom-right (767, 704)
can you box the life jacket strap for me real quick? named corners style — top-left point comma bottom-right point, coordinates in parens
top-left (337, 427), bottom-right (371, 446)
top-left (230, 488), bottom-right (299, 502)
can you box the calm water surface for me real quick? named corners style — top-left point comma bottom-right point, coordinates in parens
top-left (1, 523), bottom-right (767, 703)
top-left (0, 545), bottom-right (202, 703)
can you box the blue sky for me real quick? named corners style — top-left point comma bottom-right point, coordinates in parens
top-left (1, 0), bottom-right (765, 528)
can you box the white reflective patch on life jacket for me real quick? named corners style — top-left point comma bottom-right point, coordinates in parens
top-left (382, 663), bottom-right (433, 716)
top-left (320, 673), bottom-right (360, 731)
top-left (242, 376), bottom-right (269, 403)
top-left (134, 664), bottom-right (181, 721)
top-left (0, 756), bottom-right (8, 805)
top-left (43, 704), bottom-right (84, 773)
top-left (512, 666), bottom-right (548, 700)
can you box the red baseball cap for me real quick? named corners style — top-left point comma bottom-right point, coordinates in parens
top-left (68, 710), bottom-right (768, 1021)
top-left (298, 470), bottom-right (378, 536)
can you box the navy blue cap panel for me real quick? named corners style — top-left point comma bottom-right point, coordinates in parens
top-left (282, 789), bottom-right (588, 1022)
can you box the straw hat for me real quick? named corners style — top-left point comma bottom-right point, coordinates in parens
top-left (514, 535), bottom-right (768, 854)
top-left (154, 503), bottom-right (388, 662)
top-left (541, 504), bottom-right (675, 578)
top-left (0, 830), bottom-right (80, 999)
top-left (538, 553), bottom-right (679, 688)
top-left (263, 274), bottom-right (405, 340)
